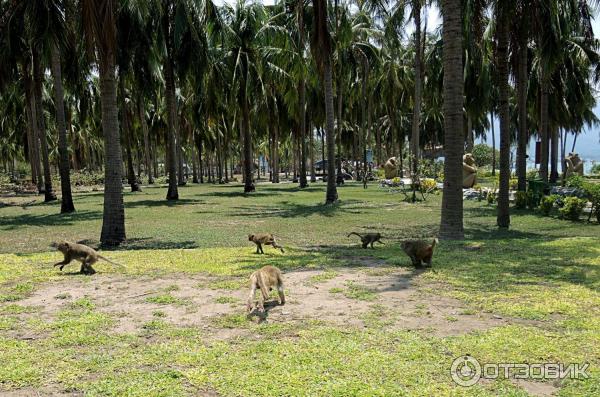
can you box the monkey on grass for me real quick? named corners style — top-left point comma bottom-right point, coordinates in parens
top-left (401, 238), bottom-right (438, 267)
top-left (248, 233), bottom-right (285, 254)
top-left (347, 232), bottom-right (384, 249)
top-left (246, 265), bottom-right (285, 312)
top-left (53, 241), bottom-right (122, 275)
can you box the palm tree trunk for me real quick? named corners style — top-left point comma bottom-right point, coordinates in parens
top-left (539, 73), bottom-right (550, 182)
top-left (309, 118), bottom-right (316, 182)
top-left (336, 77), bottom-right (344, 185)
top-left (138, 98), bottom-right (154, 184)
top-left (496, 3), bottom-right (510, 228)
top-left (50, 45), bottom-right (75, 213)
top-left (550, 125), bottom-right (558, 183)
top-left (165, 57), bottom-right (179, 199)
top-left (195, 133), bottom-right (204, 183)
top-left (516, 33), bottom-right (528, 191)
top-left (99, 55), bottom-right (126, 246)
top-left (440, 0), bottom-right (464, 240)
top-left (243, 98), bottom-right (255, 192)
top-left (466, 115), bottom-right (474, 152)
top-left (362, 58), bottom-right (369, 189)
top-left (324, 60), bottom-right (338, 203)
top-left (491, 110), bottom-right (496, 176)
top-left (298, 3), bottom-right (308, 188)
top-left (560, 128), bottom-right (566, 176)
top-left (273, 121), bottom-right (280, 183)
top-left (411, 0), bottom-right (422, 185)
top-left (32, 48), bottom-right (57, 202)
top-left (22, 60), bottom-right (43, 192)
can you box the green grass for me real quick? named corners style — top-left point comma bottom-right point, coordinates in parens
top-left (1, 182), bottom-right (599, 396)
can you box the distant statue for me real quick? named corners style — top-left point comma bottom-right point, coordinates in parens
top-left (463, 153), bottom-right (477, 188)
top-left (384, 157), bottom-right (398, 179)
top-left (564, 153), bottom-right (584, 179)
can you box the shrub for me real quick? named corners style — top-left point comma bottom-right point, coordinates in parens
top-left (526, 190), bottom-right (538, 209)
top-left (591, 163), bottom-right (600, 175)
top-left (540, 195), bottom-right (558, 215)
top-left (471, 144), bottom-right (499, 168)
top-left (582, 181), bottom-right (600, 223)
top-left (514, 191), bottom-right (527, 209)
top-left (526, 169), bottom-right (540, 180)
top-left (566, 175), bottom-right (585, 189)
top-left (420, 178), bottom-right (437, 192)
top-left (558, 197), bottom-right (586, 221)
top-left (486, 191), bottom-right (496, 204)
top-left (418, 159), bottom-right (444, 180)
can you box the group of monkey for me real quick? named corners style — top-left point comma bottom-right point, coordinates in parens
top-left (52, 233), bottom-right (438, 313)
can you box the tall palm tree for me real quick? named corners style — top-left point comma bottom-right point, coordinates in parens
top-left (496, 1), bottom-right (510, 228)
top-left (312, 0), bottom-right (337, 203)
top-left (439, 0), bottom-right (464, 240)
top-left (51, 43), bottom-right (76, 212)
top-left (82, 0), bottom-right (126, 246)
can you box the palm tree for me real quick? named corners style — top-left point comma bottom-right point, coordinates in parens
top-left (82, 0), bottom-right (126, 246)
top-left (50, 43), bottom-right (76, 213)
top-left (496, 1), bottom-right (510, 228)
top-left (312, 0), bottom-right (337, 203)
top-left (439, 0), bottom-right (464, 240)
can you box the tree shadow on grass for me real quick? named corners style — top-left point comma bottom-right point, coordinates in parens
top-left (0, 210), bottom-right (102, 230)
top-left (227, 200), bottom-right (365, 219)
top-left (98, 237), bottom-right (199, 251)
top-left (125, 198), bottom-right (205, 208)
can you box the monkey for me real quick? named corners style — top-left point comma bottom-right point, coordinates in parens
top-left (401, 238), bottom-right (438, 267)
top-left (248, 233), bottom-right (285, 254)
top-left (347, 232), bottom-right (384, 249)
top-left (246, 265), bottom-right (285, 312)
top-left (53, 241), bottom-right (122, 275)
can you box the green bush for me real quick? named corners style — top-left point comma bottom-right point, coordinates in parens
top-left (526, 190), bottom-right (538, 209)
top-left (514, 191), bottom-right (527, 209)
top-left (558, 197), bottom-right (586, 221)
top-left (540, 195), bottom-right (558, 215)
top-left (582, 181), bottom-right (600, 223)
top-left (486, 191), bottom-right (496, 204)
top-left (418, 159), bottom-right (444, 180)
top-left (471, 144), bottom-right (499, 168)
top-left (566, 175), bottom-right (585, 189)
top-left (526, 169), bottom-right (540, 180)
top-left (591, 163), bottom-right (600, 175)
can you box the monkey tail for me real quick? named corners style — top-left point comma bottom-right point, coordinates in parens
top-left (431, 238), bottom-right (439, 249)
top-left (347, 232), bottom-right (362, 239)
top-left (98, 255), bottom-right (125, 268)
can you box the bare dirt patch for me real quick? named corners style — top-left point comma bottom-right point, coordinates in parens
top-left (14, 264), bottom-right (545, 338)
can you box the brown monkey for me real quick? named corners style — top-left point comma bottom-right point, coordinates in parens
top-left (246, 265), bottom-right (285, 312)
top-left (347, 232), bottom-right (384, 249)
top-left (248, 233), bottom-right (285, 254)
top-left (53, 241), bottom-right (121, 275)
top-left (401, 238), bottom-right (438, 267)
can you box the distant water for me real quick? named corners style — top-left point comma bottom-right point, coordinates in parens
top-left (476, 117), bottom-right (599, 174)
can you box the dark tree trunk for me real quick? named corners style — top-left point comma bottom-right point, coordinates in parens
top-left (411, 0), bottom-right (422, 186)
top-left (164, 4), bottom-right (179, 199)
top-left (496, 2), bottom-right (511, 228)
top-left (33, 48), bottom-right (57, 202)
top-left (50, 45), bottom-right (75, 213)
top-left (539, 76), bottom-right (549, 182)
top-left (138, 98), bottom-right (154, 184)
top-left (242, 98), bottom-right (255, 192)
top-left (23, 60), bottom-right (43, 192)
top-left (550, 125), bottom-right (559, 183)
top-left (440, 0), bottom-right (465, 240)
top-left (491, 110), bottom-right (496, 176)
top-left (99, 53), bottom-right (126, 246)
top-left (516, 32), bottom-right (528, 190)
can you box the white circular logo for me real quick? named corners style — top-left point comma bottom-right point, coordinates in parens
top-left (451, 355), bottom-right (482, 387)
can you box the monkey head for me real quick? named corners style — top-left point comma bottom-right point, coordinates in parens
top-left (463, 153), bottom-right (475, 166)
top-left (57, 241), bottom-right (70, 254)
top-left (248, 234), bottom-right (254, 241)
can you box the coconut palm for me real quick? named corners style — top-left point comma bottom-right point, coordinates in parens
top-left (312, 0), bottom-right (338, 203)
top-left (81, 0), bottom-right (126, 245)
top-left (439, 0), bottom-right (464, 240)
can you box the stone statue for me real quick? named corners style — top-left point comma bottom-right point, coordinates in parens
top-left (384, 157), bottom-right (398, 179)
top-left (564, 153), bottom-right (584, 178)
top-left (463, 153), bottom-right (477, 188)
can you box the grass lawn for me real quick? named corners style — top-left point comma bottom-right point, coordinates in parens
top-left (0, 181), bottom-right (599, 396)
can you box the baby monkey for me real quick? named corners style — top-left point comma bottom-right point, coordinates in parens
top-left (347, 232), bottom-right (384, 249)
top-left (248, 233), bottom-right (285, 254)
top-left (53, 241), bottom-right (121, 275)
top-left (401, 238), bottom-right (438, 267)
top-left (246, 265), bottom-right (285, 312)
